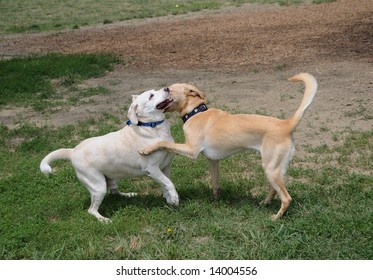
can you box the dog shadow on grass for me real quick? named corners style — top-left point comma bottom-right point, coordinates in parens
top-left (95, 182), bottom-right (280, 220)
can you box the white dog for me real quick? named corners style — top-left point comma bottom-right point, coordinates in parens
top-left (40, 88), bottom-right (177, 222)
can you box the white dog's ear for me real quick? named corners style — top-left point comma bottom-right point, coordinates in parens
top-left (127, 102), bottom-right (139, 125)
top-left (127, 95), bottom-right (139, 124)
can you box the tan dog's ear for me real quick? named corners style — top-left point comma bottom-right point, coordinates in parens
top-left (127, 95), bottom-right (139, 124)
top-left (186, 86), bottom-right (205, 100)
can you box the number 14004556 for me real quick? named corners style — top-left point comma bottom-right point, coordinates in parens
top-left (209, 267), bottom-right (257, 276)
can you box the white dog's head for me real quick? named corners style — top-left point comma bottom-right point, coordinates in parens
top-left (127, 88), bottom-right (173, 124)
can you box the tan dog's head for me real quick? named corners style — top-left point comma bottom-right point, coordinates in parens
top-left (166, 83), bottom-right (207, 116)
top-left (127, 88), bottom-right (173, 124)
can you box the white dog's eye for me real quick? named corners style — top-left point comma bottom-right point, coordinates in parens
top-left (149, 93), bottom-right (154, 100)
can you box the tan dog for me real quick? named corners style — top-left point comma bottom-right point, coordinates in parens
top-left (140, 73), bottom-right (318, 220)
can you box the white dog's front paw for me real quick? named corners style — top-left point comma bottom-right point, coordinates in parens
top-left (101, 217), bottom-right (113, 224)
top-left (95, 215), bottom-right (112, 224)
top-left (166, 193), bottom-right (179, 207)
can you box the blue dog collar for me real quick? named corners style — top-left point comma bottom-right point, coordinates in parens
top-left (126, 120), bottom-right (164, 128)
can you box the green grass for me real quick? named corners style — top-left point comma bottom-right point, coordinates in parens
top-left (0, 49), bottom-right (370, 259)
top-left (0, 53), bottom-right (119, 108)
top-left (0, 113), bottom-right (372, 259)
top-left (0, 0), bottom-right (335, 34)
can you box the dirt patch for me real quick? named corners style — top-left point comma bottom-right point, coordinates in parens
top-left (0, 0), bottom-right (372, 149)
top-left (1, 0), bottom-right (372, 68)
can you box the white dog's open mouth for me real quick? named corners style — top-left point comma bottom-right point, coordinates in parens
top-left (156, 98), bottom-right (173, 110)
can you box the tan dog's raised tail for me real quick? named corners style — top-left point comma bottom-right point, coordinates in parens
top-left (140, 73), bottom-right (318, 220)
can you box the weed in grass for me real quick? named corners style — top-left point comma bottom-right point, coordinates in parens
top-left (332, 132), bottom-right (339, 142)
top-left (280, 93), bottom-right (295, 102)
top-left (275, 63), bottom-right (287, 71)
top-left (103, 19), bottom-right (113, 25)
top-left (277, 111), bottom-right (286, 119)
top-left (344, 103), bottom-right (373, 120)
top-left (319, 125), bottom-right (329, 132)
top-left (254, 108), bottom-right (270, 116)
top-left (57, 73), bottom-right (82, 87)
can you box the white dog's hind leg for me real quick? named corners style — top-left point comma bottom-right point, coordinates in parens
top-left (147, 167), bottom-right (179, 206)
top-left (88, 193), bottom-right (111, 223)
top-left (106, 178), bottom-right (137, 197)
top-left (76, 170), bottom-right (111, 223)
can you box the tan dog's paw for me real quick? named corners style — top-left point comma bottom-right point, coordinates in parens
top-left (139, 148), bottom-right (152, 155)
top-left (271, 214), bottom-right (280, 221)
top-left (260, 199), bottom-right (271, 206)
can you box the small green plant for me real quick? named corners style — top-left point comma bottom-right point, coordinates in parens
top-left (280, 93), bottom-right (295, 101)
top-left (58, 73), bottom-right (82, 87)
top-left (275, 63), bottom-right (287, 71)
top-left (103, 19), bottom-right (113, 25)
top-left (344, 103), bottom-right (373, 120)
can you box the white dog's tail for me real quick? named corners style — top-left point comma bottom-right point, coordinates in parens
top-left (40, 149), bottom-right (73, 174)
top-left (287, 73), bottom-right (318, 132)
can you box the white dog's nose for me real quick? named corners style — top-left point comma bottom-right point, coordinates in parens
top-left (164, 87), bottom-right (170, 93)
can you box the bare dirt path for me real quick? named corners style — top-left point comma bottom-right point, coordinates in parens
top-left (0, 0), bottom-right (372, 148)
top-left (1, 0), bottom-right (372, 69)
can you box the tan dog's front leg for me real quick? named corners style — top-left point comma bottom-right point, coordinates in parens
top-left (208, 159), bottom-right (221, 198)
top-left (140, 141), bottom-right (200, 159)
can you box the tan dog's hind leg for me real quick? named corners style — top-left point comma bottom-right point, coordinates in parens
top-left (208, 159), bottom-right (221, 198)
top-left (267, 173), bottom-right (292, 221)
top-left (261, 188), bottom-right (276, 205)
top-left (261, 142), bottom-right (294, 220)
